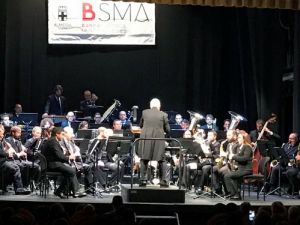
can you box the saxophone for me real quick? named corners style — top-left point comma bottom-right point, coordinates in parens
top-left (215, 140), bottom-right (228, 169)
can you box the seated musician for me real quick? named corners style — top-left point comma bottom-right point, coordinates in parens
top-left (286, 134), bottom-right (300, 195)
top-left (40, 113), bottom-right (54, 129)
top-left (212, 129), bottom-right (239, 195)
top-left (201, 114), bottom-right (219, 131)
top-left (24, 126), bottom-right (43, 160)
top-left (119, 111), bottom-right (132, 130)
top-left (41, 127), bottom-right (78, 198)
top-left (0, 124), bottom-right (30, 194)
top-left (61, 111), bottom-right (76, 128)
top-left (80, 90), bottom-right (99, 118)
top-left (224, 130), bottom-right (253, 200)
top-left (87, 127), bottom-right (124, 189)
top-left (6, 126), bottom-right (41, 190)
top-left (181, 129), bottom-right (206, 190)
top-left (195, 130), bottom-right (220, 194)
top-left (60, 127), bottom-right (91, 194)
top-left (270, 133), bottom-right (299, 194)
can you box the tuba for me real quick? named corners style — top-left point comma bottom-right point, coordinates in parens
top-left (228, 111), bottom-right (247, 130)
top-left (187, 111), bottom-right (203, 133)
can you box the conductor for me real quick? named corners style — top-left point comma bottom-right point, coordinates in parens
top-left (138, 98), bottom-right (171, 187)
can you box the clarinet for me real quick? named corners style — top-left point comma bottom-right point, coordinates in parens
top-left (62, 139), bottom-right (80, 171)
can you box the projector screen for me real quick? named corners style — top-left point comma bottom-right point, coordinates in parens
top-left (48, 0), bottom-right (155, 45)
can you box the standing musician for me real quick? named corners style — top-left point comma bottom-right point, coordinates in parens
top-left (269, 133), bottom-right (299, 194)
top-left (250, 117), bottom-right (280, 157)
top-left (41, 127), bottom-right (78, 198)
top-left (61, 127), bottom-right (92, 193)
top-left (0, 124), bottom-right (30, 194)
top-left (44, 84), bottom-right (66, 116)
top-left (212, 129), bottom-right (239, 195)
top-left (137, 98), bottom-right (171, 187)
top-left (6, 126), bottom-right (40, 190)
top-left (224, 131), bottom-right (253, 200)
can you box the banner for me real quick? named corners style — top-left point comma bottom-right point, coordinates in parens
top-left (48, 0), bottom-right (155, 45)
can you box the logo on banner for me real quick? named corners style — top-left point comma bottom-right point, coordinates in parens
top-left (58, 6), bottom-right (68, 21)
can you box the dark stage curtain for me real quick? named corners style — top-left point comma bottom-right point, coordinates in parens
top-left (294, 12), bottom-right (300, 134)
top-left (3, 0), bottom-right (298, 139)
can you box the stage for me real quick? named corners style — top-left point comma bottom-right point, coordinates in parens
top-left (0, 184), bottom-right (298, 207)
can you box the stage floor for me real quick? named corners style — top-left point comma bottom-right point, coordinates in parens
top-left (0, 184), bottom-right (299, 207)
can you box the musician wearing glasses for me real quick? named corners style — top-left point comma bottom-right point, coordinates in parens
top-left (6, 126), bottom-right (41, 190)
top-left (201, 114), bottom-right (218, 131)
top-left (269, 133), bottom-right (299, 194)
top-left (0, 125), bottom-right (30, 195)
top-left (137, 98), bottom-right (171, 187)
top-left (224, 131), bottom-right (253, 200)
top-left (285, 133), bottom-right (300, 195)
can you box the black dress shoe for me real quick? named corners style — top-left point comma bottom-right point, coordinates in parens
top-left (139, 181), bottom-right (147, 187)
top-left (224, 193), bottom-right (234, 199)
top-left (75, 192), bottom-right (87, 198)
top-left (54, 190), bottom-right (66, 199)
top-left (159, 181), bottom-right (169, 188)
top-left (230, 194), bottom-right (241, 200)
top-left (15, 188), bottom-right (31, 195)
top-left (195, 188), bottom-right (203, 195)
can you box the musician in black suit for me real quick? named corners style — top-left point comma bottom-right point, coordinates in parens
top-left (224, 131), bottom-right (253, 200)
top-left (201, 114), bottom-right (219, 131)
top-left (44, 84), bottom-right (66, 115)
top-left (119, 111), bottom-right (132, 130)
top-left (86, 127), bottom-right (124, 188)
top-left (137, 98), bottom-right (171, 187)
top-left (41, 127), bottom-right (77, 198)
top-left (61, 127), bottom-right (92, 193)
top-left (195, 130), bottom-right (220, 194)
top-left (249, 118), bottom-right (280, 157)
top-left (6, 126), bottom-right (41, 189)
top-left (212, 129), bottom-right (239, 195)
top-left (271, 133), bottom-right (299, 194)
top-left (80, 90), bottom-right (99, 117)
top-left (0, 125), bottom-right (30, 194)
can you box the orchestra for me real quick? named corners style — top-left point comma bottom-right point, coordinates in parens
top-left (0, 90), bottom-right (298, 201)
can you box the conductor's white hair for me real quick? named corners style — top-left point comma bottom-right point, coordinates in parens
top-left (150, 98), bottom-right (161, 109)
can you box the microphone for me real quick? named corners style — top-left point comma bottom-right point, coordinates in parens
top-left (132, 106), bottom-right (139, 123)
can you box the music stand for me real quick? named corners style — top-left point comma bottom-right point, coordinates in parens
top-left (86, 138), bottom-right (107, 198)
top-left (266, 147), bottom-right (289, 196)
top-left (77, 129), bottom-right (94, 139)
top-left (104, 136), bottom-right (133, 192)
